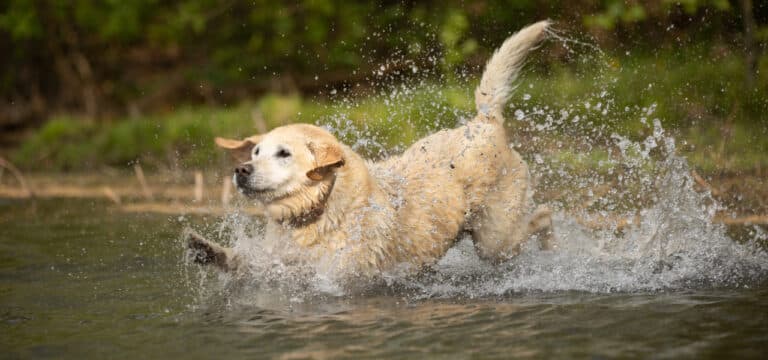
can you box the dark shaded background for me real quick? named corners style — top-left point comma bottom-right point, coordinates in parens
top-left (2, 1), bottom-right (764, 125)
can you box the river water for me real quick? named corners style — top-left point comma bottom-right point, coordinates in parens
top-left (1, 192), bottom-right (766, 358)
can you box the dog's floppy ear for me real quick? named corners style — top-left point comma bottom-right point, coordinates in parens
top-left (306, 141), bottom-right (344, 181)
top-left (215, 136), bottom-right (261, 162)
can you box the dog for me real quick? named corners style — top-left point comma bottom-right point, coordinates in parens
top-left (188, 20), bottom-right (553, 280)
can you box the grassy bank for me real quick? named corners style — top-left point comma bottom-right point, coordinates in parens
top-left (12, 50), bottom-right (768, 174)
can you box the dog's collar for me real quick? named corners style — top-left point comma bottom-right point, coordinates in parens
top-left (279, 176), bottom-right (336, 229)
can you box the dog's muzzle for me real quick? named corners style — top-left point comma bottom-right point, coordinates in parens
top-left (234, 163), bottom-right (254, 189)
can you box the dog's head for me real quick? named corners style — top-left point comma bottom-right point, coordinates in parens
top-left (215, 124), bottom-right (345, 205)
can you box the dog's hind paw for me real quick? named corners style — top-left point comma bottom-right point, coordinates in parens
top-left (528, 205), bottom-right (554, 250)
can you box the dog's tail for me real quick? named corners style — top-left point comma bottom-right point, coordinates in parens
top-left (475, 20), bottom-right (550, 117)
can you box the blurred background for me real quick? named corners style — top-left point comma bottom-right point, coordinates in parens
top-left (0, 0), bottom-right (765, 176)
top-left (4, 4), bottom-right (768, 356)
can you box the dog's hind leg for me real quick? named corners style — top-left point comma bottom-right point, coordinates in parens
top-left (472, 201), bottom-right (554, 264)
top-left (471, 160), bottom-right (531, 263)
top-left (471, 155), bottom-right (553, 263)
top-left (185, 229), bottom-right (240, 272)
top-left (527, 205), bottom-right (554, 250)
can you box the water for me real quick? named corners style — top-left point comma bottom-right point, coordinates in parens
top-left (0, 198), bottom-right (766, 358)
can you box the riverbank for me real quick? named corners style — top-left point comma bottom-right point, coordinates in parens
top-left (1, 168), bottom-right (765, 230)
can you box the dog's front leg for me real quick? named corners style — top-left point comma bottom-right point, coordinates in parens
top-left (185, 229), bottom-right (240, 272)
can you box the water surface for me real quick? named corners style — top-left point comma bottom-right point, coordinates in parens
top-left (1, 198), bottom-right (766, 358)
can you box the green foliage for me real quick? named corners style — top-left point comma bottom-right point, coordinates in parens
top-left (668, 0), bottom-right (731, 14)
top-left (14, 117), bottom-right (97, 170)
top-left (584, 1), bottom-right (647, 30)
top-left (0, 0), bottom-right (42, 39)
top-left (440, 8), bottom-right (477, 72)
top-left (12, 49), bottom-right (767, 173)
top-left (585, 0), bottom-right (733, 30)
top-left (1, 0), bottom-right (759, 118)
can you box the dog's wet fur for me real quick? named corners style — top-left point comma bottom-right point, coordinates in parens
top-left (188, 21), bottom-right (554, 280)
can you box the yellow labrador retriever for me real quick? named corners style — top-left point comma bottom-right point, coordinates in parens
top-left (188, 20), bottom-right (553, 278)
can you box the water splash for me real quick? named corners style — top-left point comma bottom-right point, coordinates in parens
top-left (185, 28), bottom-right (768, 301)
top-left (406, 159), bottom-right (768, 297)
top-left (186, 119), bottom-right (767, 300)
top-left (381, 119), bottom-right (767, 297)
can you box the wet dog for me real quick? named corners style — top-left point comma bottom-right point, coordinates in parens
top-left (188, 21), bottom-right (554, 279)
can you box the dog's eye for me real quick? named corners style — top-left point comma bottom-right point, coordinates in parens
top-left (253, 147), bottom-right (260, 156)
top-left (275, 149), bottom-right (291, 158)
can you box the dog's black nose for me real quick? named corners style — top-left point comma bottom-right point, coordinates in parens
top-left (235, 164), bottom-right (253, 176)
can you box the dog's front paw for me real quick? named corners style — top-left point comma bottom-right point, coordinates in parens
top-left (184, 228), bottom-right (238, 272)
